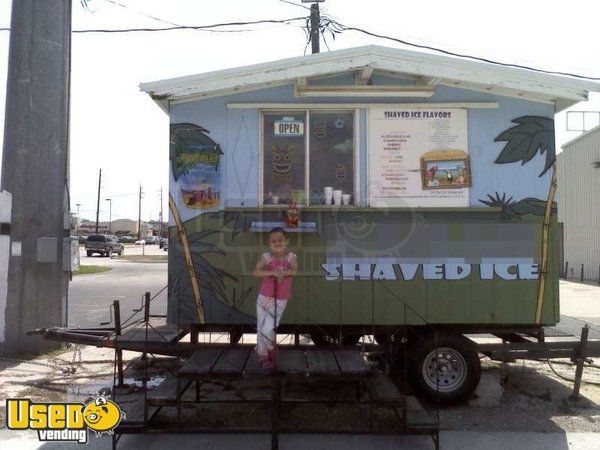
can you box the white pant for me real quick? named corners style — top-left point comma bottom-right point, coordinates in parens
top-left (256, 294), bottom-right (287, 357)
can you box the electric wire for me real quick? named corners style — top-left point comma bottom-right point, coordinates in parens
top-left (0, 17), bottom-right (307, 34)
top-left (1, 8), bottom-right (597, 82)
top-left (102, 0), bottom-right (259, 33)
top-left (103, 0), bottom-right (184, 28)
top-left (323, 18), bottom-right (600, 81)
top-left (73, 16), bottom-right (307, 34)
top-left (278, 0), bottom-right (312, 11)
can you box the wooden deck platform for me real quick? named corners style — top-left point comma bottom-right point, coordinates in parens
top-left (177, 347), bottom-right (371, 379)
top-left (114, 346), bottom-right (439, 450)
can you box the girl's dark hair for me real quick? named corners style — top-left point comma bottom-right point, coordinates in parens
top-left (268, 227), bottom-right (288, 238)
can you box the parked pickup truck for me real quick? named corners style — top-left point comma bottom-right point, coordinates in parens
top-left (85, 234), bottom-right (124, 257)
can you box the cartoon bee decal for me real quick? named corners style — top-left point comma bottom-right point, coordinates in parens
top-left (83, 396), bottom-right (125, 437)
top-left (272, 145), bottom-right (292, 181)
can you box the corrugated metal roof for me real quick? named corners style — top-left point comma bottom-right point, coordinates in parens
top-left (140, 45), bottom-right (600, 111)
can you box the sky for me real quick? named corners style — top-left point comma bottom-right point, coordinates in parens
top-left (0, 0), bottom-right (599, 222)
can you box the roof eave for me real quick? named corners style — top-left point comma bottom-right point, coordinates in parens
top-left (139, 45), bottom-right (600, 110)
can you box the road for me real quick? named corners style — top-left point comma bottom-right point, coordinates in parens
top-left (69, 245), bottom-right (167, 328)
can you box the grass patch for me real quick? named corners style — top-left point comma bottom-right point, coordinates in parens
top-left (73, 265), bottom-right (112, 275)
top-left (117, 255), bottom-right (168, 263)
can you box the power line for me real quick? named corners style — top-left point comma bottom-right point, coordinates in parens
top-left (103, 0), bottom-right (183, 28)
top-left (74, 17), bottom-right (307, 34)
top-left (279, 0), bottom-right (312, 11)
top-left (323, 18), bottom-right (600, 81)
top-left (101, 0), bottom-right (263, 33)
top-left (0, 17), bottom-right (307, 34)
top-left (1, 9), bottom-right (597, 81)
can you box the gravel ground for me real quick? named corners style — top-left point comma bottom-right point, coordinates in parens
top-left (436, 358), bottom-right (600, 433)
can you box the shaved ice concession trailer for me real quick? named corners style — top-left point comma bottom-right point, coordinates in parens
top-left (135, 45), bottom-right (600, 403)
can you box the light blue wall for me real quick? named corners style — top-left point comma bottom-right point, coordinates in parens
top-left (170, 78), bottom-right (553, 220)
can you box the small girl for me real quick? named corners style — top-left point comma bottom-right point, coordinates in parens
top-left (252, 227), bottom-right (297, 369)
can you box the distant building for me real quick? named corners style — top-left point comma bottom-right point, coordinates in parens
top-left (111, 219), bottom-right (138, 236)
top-left (78, 219), bottom-right (156, 237)
top-left (557, 125), bottom-right (600, 281)
top-left (79, 220), bottom-right (109, 235)
top-left (148, 220), bottom-right (168, 238)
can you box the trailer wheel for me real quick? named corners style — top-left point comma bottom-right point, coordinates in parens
top-left (310, 330), bottom-right (360, 346)
top-left (408, 332), bottom-right (480, 404)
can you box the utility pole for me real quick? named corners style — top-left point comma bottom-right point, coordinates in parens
top-left (75, 203), bottom-right (81, 237)
top-left (302, 0), bottom-right (324, 54)
top-left (95, 169), bottom-right (102, 234)
top-left (1, 0), bottom-right (72, 354)
top-left (105, 198), bottom-right (112, 233)
top-left (159, 187), bottom-right (163, 239)
top-left (137, 185), bottom-right (143, 240)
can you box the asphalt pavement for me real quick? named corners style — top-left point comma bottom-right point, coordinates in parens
top-left (68, 245), bottom-right (167, 328)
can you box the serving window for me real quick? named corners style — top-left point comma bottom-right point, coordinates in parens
top-left (262, 110), bottom-right (355, 206)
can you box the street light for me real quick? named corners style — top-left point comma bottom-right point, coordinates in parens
top-left (105, 198), bottom-right (112, 233)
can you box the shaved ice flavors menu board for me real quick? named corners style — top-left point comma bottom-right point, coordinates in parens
top-left (368, 107), bottom-right (469, 207)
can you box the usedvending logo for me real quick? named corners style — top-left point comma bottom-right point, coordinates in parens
top-left (6, 396), bottom-right (125, 444)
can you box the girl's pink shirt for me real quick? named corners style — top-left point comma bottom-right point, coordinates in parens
top-left (258, 252), bottom-right (296, 300)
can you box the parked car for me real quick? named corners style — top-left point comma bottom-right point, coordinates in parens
top-left (135, 239), bottom-right (146, 245)
top-left (119, 235), bottom-right (135, 243)
top-left (160, 238), bottom-right (168, 251)
top-left (85, 234), bottom-right (124, 257)
top-left (145, 236), bottom-right (159, 245)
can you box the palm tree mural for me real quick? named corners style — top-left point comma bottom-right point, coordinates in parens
top-left (169, 122), bottom-right (260, 323)
top-left (169, 206), bottom-right (258, 323)
top-left (487, 116), bottom-right (557, 323)
top-left (479, 192), bottom-right (557, 221)
top-left (169, 194), bottom-right (205, 322)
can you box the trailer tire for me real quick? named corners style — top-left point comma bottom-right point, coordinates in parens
top-left (408, 332), bottom-right (480, 405)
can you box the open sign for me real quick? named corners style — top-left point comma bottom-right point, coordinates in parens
top-left (274, 119), bottom-right (304, 137)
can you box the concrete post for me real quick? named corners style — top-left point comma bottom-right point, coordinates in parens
top-left (0, 0), bottom-right (72, 354)
top-left (0, 191), bottom-right (12, 344)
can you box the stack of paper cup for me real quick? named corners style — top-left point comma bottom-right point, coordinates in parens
top-left (333, 190), bottom-right (342, 206)
top-left (342, 194), bottom-right (351, 205)
top-left (324, 187), bottom-right (333, 205)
